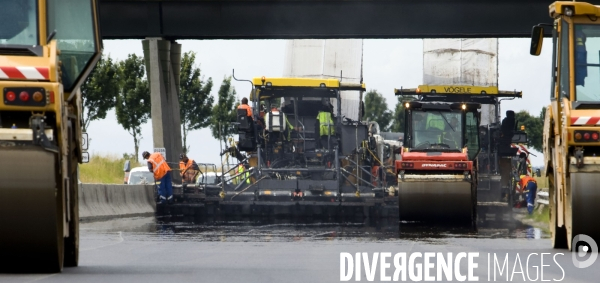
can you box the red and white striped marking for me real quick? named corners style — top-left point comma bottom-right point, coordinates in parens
top-left (571, 116), bottom-right (600, 125)
top-left (512, 143), bottom-right (532, 175)
top-left (0, 67), bottom-right (49, 80)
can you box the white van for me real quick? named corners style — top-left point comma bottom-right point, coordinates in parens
top-left (123, 160), bottom-right (155, 185)
top-left (127, 166), bottom-right (155, 185)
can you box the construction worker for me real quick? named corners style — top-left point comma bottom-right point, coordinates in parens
top-left (259, 103), bottom-right (267, 118)
top-left (179, 153), bottom-right (201, 184)
top-left (500, 111), bottom-right (515, 141)
top-left (517, 152), bottom-right (529, 176)
top-left (519, 174), bottom-right (538, 214)
top-left (142, 151), bottom-right (173, 204)
top-left (237, 97), bottom-right (253, 118)
top-left (237, 163), bottom-right (250, 184)
top-left (316, 103), bottom-right (335, 149)
top-left (256, 103), bottom-right (267, 130)
top-left (264, 105), bottom-right (294, 140)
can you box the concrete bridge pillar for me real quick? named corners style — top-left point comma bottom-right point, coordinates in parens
top-left (142, 38), bottom-right (183, 182)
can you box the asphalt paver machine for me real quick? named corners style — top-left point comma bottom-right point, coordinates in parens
top-left (217, 77), bottom-right (393, 217)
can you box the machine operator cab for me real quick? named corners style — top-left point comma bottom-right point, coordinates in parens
top-left (396, 85), bottom-right (524, 171)
top-left (531, 2), bottom-right (600, 104)
top-left (403, 101), bottom-right (481, 160)
top-left (530, 2), bottom-right (600, 152)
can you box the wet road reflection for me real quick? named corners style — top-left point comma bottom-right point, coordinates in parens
top-left (81, 214), bottom-right (548, 244)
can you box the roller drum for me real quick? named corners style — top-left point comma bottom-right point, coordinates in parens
top-left (399, 180), bottom-right (474, 223)
top-left (0, 146), bottom-right (64, 271)
top-left (570, 173), bottom-right (600, 247)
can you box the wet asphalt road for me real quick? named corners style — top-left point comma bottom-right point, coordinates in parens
top-left (1, 216), bottom-right (599, 283)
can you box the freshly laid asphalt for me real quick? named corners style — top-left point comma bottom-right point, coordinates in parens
top-left (1, 216), bottom-right (599, 283)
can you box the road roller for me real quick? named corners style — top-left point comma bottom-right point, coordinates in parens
top-left (0, 0), bottom-right (101, 271)
top-left (530, 1), bottom-right (600, 250)
top-left (394, 87), bottom-right (487, 226)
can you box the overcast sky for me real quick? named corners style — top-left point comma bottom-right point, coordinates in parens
top-left (91, 38), bottom-right (552, 167)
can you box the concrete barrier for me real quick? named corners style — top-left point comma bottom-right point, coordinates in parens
top-left (79, 184), bottom-right (156, 221)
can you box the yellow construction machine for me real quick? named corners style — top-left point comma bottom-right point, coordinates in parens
top-left (0, 0), bottom-right (101, 271)
top-left (530, 1), bottom-right (600, 249)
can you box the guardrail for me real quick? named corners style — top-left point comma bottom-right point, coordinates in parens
top-left (537, 191), bottom-right (549, 205)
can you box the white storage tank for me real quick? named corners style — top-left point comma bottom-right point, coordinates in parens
top-left (423, 38), bottom-right (499, 125)
top-left (283, 39), bottom-right (364, 121)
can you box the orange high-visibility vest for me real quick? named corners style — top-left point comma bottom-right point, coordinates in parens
top-left (148, 152), bottom-right (171, 180)
top-left (519, 175), bottom-right (536, 191)
top-left (238, 104), bottom-right (253, 117)
top-left (179, 159), bottom-right (195, 176)
top-left (179, 159), bottom-right (198, 183)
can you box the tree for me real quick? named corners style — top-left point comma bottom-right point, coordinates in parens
top-left (364, 90), bottom-right (393, 132)
top-left (179, 51), bottom-right (214, 153)
top-left (210, 76), bottom-right (237, 145)
top-left (80, 55), bottom-right (120, 133)
top-left (390, 95), bottom-right (417, 133)
top-left (515, 110), bottom-right (544, 152)
top-left (115, 54), bottom-right (151, 162)
top-left (540, 106), bottom-right (546, 123)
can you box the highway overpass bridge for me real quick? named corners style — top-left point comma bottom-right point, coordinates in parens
top-left (97, 0), bottom-right (554, 162)
top-left (99, 0), bottom-right (554, 39)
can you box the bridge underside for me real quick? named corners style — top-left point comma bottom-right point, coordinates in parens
top-left (99, 0), bottom-right (553, 40)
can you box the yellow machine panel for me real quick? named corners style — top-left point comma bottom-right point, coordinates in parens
top-left (252, 77), bottom-right (341, 88)
top-left (531, 1), bottom-right (600, 250)
top-left (0, 0), bottom-right (101, 272)
top-left (395, 85), bottom-right (522, 97)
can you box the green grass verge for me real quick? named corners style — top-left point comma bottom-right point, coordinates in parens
top-left (79, 153), bottom-right (142, 184)
top-left (79, 154), bottom-right (225, 184)
top-left (527, 204), bottom-right (550, 223)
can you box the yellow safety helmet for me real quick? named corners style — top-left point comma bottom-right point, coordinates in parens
top-left (520, 175), bottom-right (526, 179)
